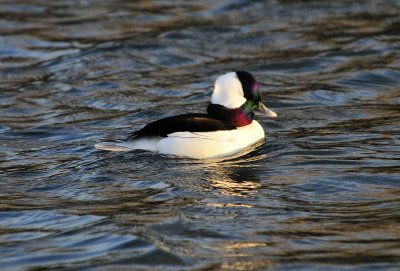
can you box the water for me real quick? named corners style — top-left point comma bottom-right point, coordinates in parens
top-left (1, 0), bottom-right (400, 270)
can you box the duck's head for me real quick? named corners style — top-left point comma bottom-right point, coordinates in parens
top-left (209, 71), bottom-right (277, 126)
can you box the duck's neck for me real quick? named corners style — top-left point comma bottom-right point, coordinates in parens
top-left (207, 102), bottom-right (255, 127)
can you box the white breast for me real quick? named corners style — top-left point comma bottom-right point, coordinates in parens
top-left (157, 121), bottom-right (265, 159)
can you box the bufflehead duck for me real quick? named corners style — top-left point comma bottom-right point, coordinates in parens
top-left (95, 71), bottom-right (277, 159)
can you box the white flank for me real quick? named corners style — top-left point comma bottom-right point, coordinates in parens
top-left (157, 120), bottom-right (265, 159)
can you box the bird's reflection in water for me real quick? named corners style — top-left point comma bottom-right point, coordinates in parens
top-left (178, 141), bottom-right (269, 200)
top-left (205, 165), bottom-right (264, 199)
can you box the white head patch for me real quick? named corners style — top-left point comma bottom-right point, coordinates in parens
top-left (211, 72), bottom-right (247, 109)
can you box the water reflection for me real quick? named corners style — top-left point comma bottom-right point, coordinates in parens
top-left (201, 161), bottom-right (264, 198)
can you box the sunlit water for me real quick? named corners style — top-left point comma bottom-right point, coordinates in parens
top-left (1, 0), bottom-right (400, 270)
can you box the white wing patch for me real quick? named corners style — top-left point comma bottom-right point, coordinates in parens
top-left (167, 131), bottom-right (234, 141)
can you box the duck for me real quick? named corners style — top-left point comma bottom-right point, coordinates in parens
top-left (95, 71), bottom-right (277, 159)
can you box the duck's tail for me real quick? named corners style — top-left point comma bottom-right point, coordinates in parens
top-left (94, 141), bottom-right (133, 152)
top-left (95, 138), bottom-right (160, 152)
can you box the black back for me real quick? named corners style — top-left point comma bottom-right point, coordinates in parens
top-left (127, 113), bottom-right (236, 139)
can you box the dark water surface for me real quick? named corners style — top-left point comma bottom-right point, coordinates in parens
top-left (1, 0), bottom-right (400, 270)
